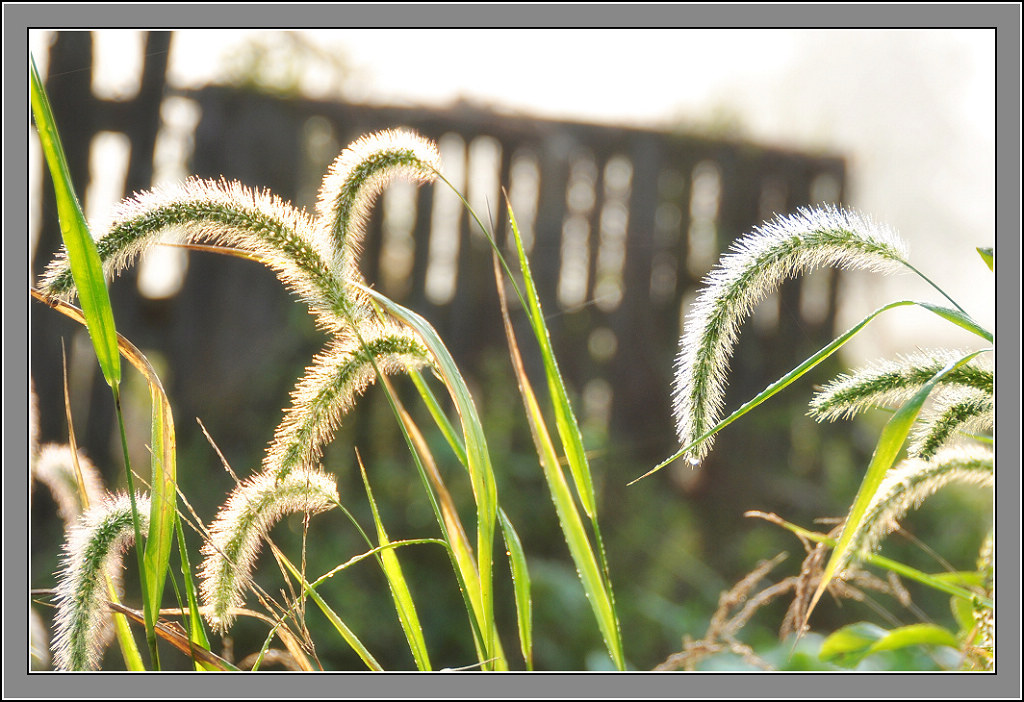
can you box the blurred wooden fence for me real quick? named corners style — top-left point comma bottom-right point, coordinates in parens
top-left (30, 32), bottom-right (845, 496)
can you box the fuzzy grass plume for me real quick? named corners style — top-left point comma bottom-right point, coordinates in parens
top-left (809, 349), bottom-right (993, 423)
top-left (909, 387), bottom-right (993, 459)
top-left (38, 177), bottom-right (339, 315)
top-left (266, 323), bottom-right (432, 481)
top-left (672, 206), bottom-right (910, 462)
top-left (847, 446), bottom-right (993, 559)
top-left (199, 467), bottom-right (338, 633)
top-left (38, 129), bottom-right (444, 482)
top-left (32, 444), bottom-right (105, 528)
top-left (316, 129), bottom-right (441, 296)
top-left (51, 492), bottom-right (150, 671)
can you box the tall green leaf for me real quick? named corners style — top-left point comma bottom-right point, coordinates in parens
top-left (505, 203), bottom-right (598, 520)
top-left (498, 509), bottom-right (533, 670)
top-left (30, 56), bottom-right (120, 388)
top-left (977, 247), bottom-right (994, 272)
top-left (493, 253), bottom-right (624, 670)
top-left (357, 284), bottom-right (504, 670)
top-left (357, 455), bottom-right (431, 670)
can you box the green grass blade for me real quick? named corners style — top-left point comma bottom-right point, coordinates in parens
top-left (356, 284), bottom-right (503, 670)
top-left (142, 381), bottom-right (176, 656)
top-left (498, 508), bottom-right (533, 670)
top-left (276, 549), bottom-right (383, 671)
top-left (976, 247), bottom-right (994, 272)
top-left (30, 56), bottom-right (120, 388)
top-left (105, 575), bottom-right (146, 671)
top-left (506, 203), bottom-right (598, 519)
top-left (805, 349), bottom-right (990, 624)
top-left (174, 515), bottom-right (211, 670)
top-left (357, 454), bottom-right (431, 670)
top-left (111, 386), bottom-right (157, 667)
top-left (408, 369), bottom-right (468, 467)
top-left (820, 622), bottom-right (958, 668)
top-left (916, 302), bottom-right (992, 342)
top-left (508, 337), bottom-right (625, 669)
top-left (493, 256), bottom-right (624, 669)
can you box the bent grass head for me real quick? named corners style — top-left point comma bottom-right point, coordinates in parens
top-left (52, 492), bottom-right (150, 671)
top-left (317, 129), bottom-right (441, 297)
top-left (849, 445), bottom-right (993, 559)
top-left (32, 444), bottom-right (105, 528)
top-left (672, 205), bottom-right (910, 462)
top-left (199, 467), bottom-right (338, 633)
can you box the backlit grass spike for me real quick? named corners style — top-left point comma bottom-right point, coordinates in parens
top-left (672, 205), bottom-right (910, 462)
top-left (51, 492), bottom-right (150, 671)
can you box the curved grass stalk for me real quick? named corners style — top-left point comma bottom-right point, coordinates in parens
top-left (672, 206), bottom-right (911, 463)
top-left (848, 446), bottom-right (993, 559)
top-left (809, 349), bottom-right (993, 422)
top-left (199, 467), bottom-right (338, 633)
top-left (52, 493), bottom-right (151, 671)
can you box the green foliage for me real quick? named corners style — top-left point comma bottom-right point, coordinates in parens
top-left (31, 80), bottom-right (619, 670)
top-left (31, 56), bottom-right (993, 672)
top-left (662, 206), bottom-right (994, 670)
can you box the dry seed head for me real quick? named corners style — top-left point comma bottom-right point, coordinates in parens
top-left (673, 206), bottom-right (910, 461)
top-left (199, 467), bottom-right (339, 633)
top-left (51, 492), bottom-right (150, 671)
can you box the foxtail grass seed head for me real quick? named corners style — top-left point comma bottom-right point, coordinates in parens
top-left (199, 467), bottom-right (339, 633)
top-left (809, 349), bottom-right (993, 423)
top-left (51, 492), bottom-right (150, 671)
top-left (673, 206), bottom-right (910, 461)
top-left (850, 446), bottom-right (993, 559)
top-left (38, 177), bottom-right (337, 313)
top-left (32, 444), bottom-right (105, 528)
top-left (316, 129), bottom-right (441, 295)
top-left (909, 388), bottom-right (994, 459)
top-left (265, 322), bottom-right (433, 482)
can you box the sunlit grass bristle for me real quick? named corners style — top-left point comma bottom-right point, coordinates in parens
top-left (673, 205), bottom-right (911, 462)
top-left (199, 467), bottom-right (338, 633)
top-left (52, 492), bottom-right (150, 671)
